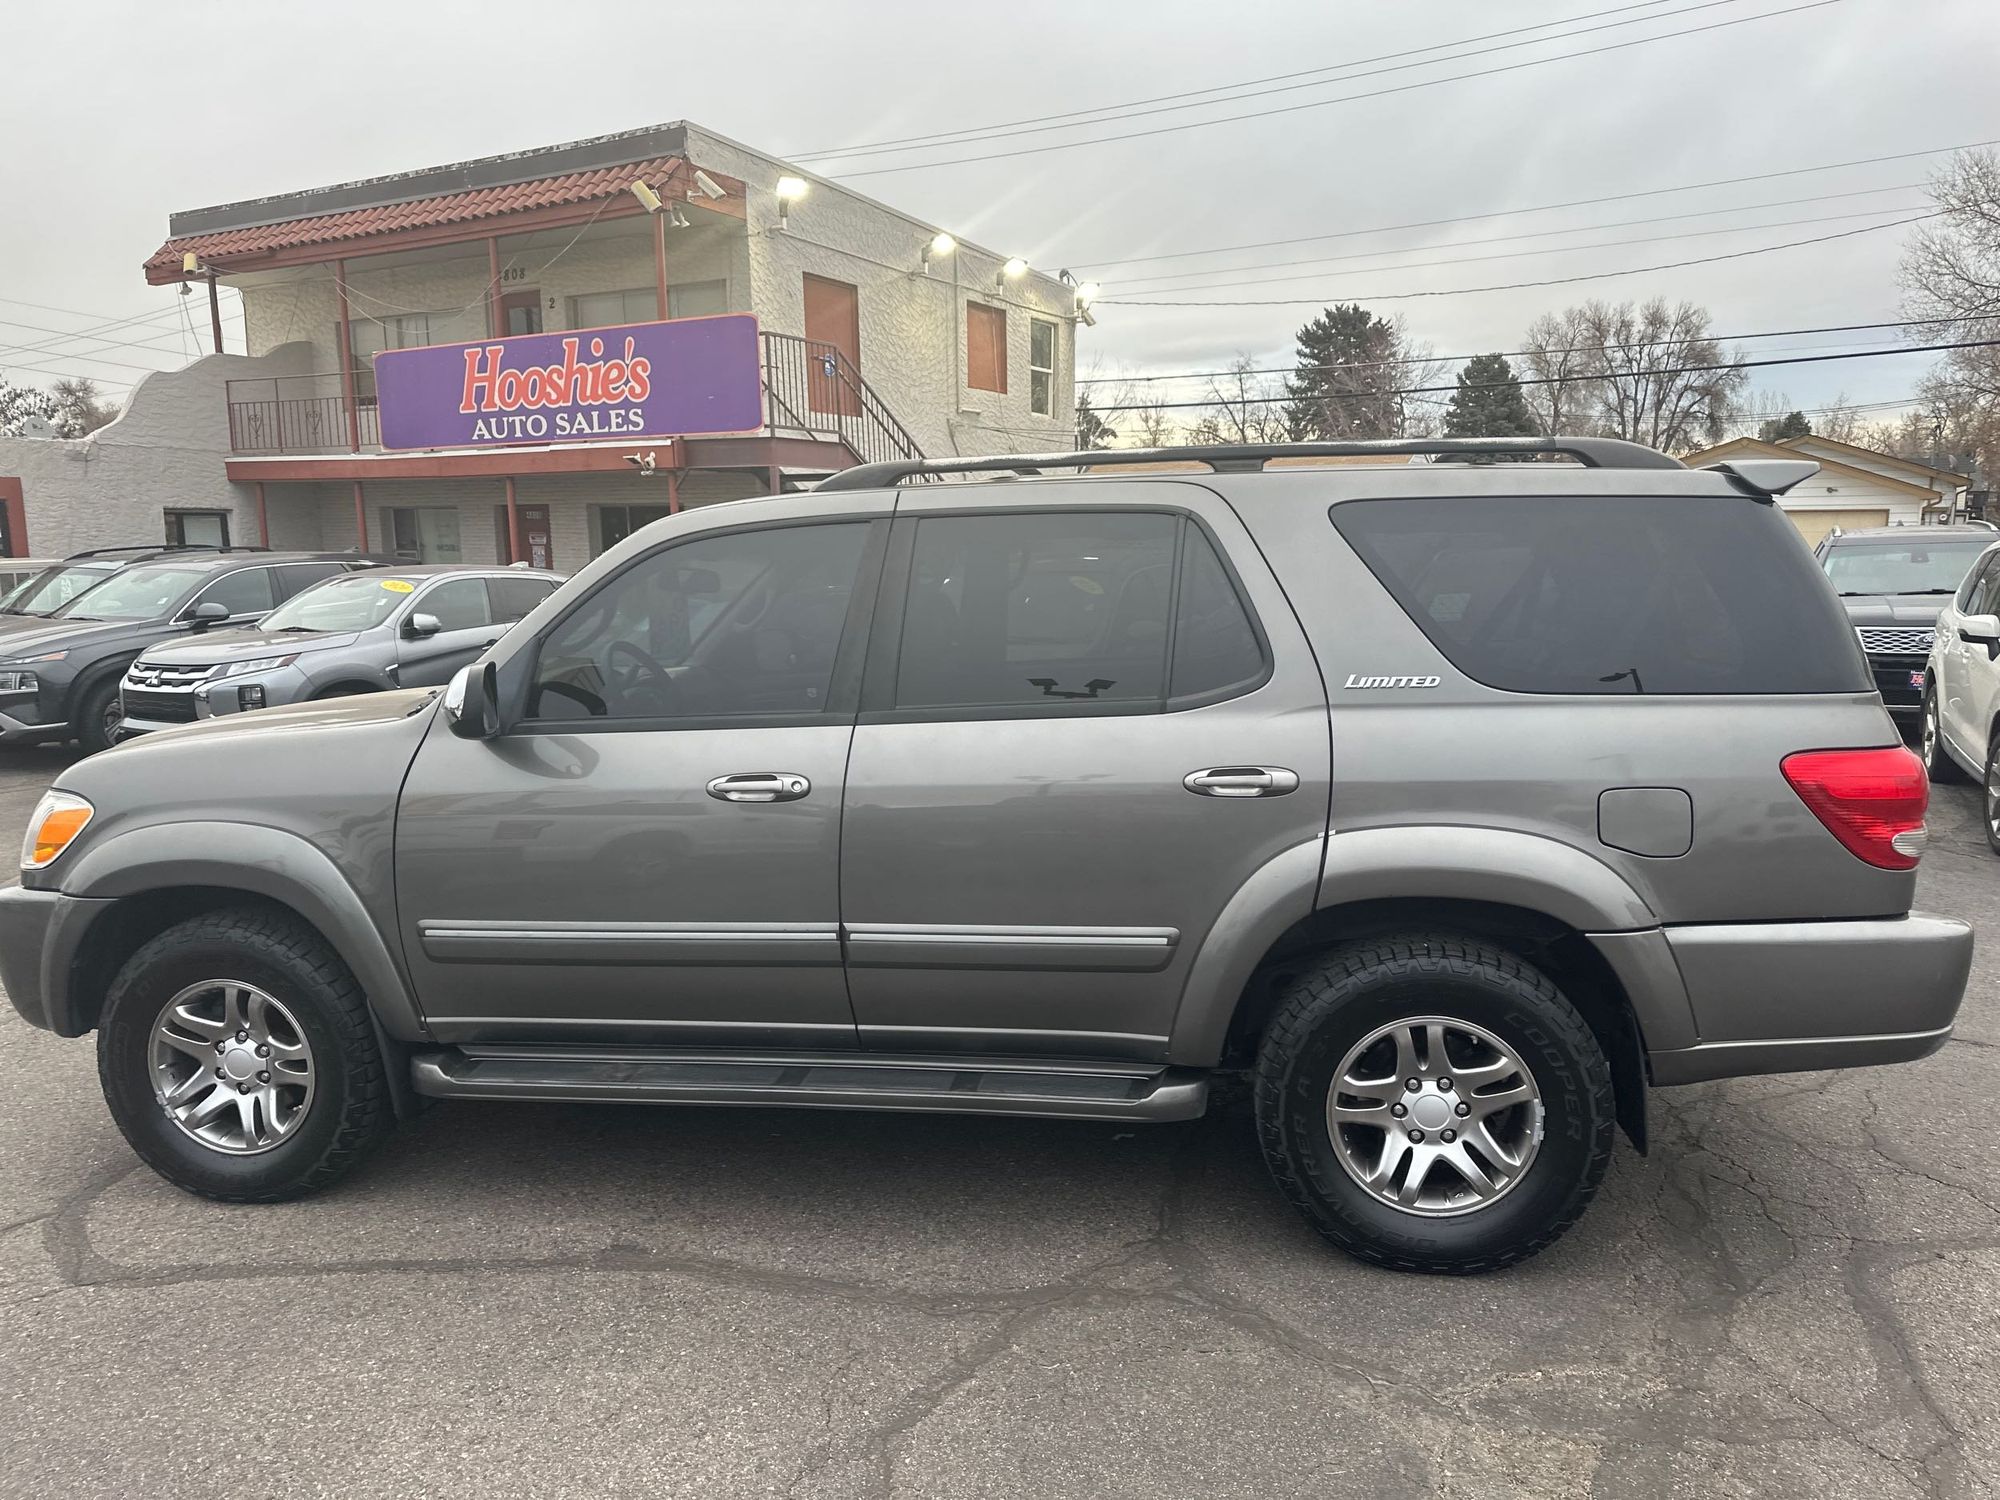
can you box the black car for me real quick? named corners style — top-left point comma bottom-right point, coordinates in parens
top-left (0, 545), bottom-right (250, 635)
top-left (0, 552), bottom-right (385, 753)
top-left (1814, 524), bottom-right (1999, 726)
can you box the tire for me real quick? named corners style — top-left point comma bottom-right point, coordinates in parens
top-left (75, 675), bottom-right (123, 755)
top-left (1983, 735), bottom-right (2000, 857)
top-left (1253, 933), bottom-right (1614, 1275)
top-left (96, 906), bottom-right (394, 1202)
top-left (1921, 687), bottom-right (1967, 783)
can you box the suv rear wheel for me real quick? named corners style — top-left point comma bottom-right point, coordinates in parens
top-left (1921, 687), bottom-right (1966, 783)
top-left (1253, 934), bottom-right (1614, 1274)
top-left (97, 907), bottom-right (394, 1200)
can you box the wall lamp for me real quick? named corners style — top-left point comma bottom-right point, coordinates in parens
top-left (921, 232), bottom-right (956, 275)
top-left (996, 256), bottom-right (1029, 288)
top-left (774, 176), bottom-right (809, 230)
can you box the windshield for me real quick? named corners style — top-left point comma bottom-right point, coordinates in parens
top-left (1821, 539), bottom-right (1993, 597)
top-left (259, 572), bottom-right (416, 633)
top-left (2, 563), bottom-right (117, 615)
top-left (52, 565), bottom-right (208, 622)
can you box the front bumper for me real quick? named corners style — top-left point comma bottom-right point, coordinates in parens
top-left (0, 885), bottom-right (115, 1034)
top-left (1866, 651), bottom-right (1929, 718)
top-left (0, 709), bottom-right (67, 746)
top-left (119, 663), bottom-right (312, 736)
top-left (1647, 912), bottom-right (1972, 1084)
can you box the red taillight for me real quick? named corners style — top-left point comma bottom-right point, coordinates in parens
top-left (1781, 747), bottom-right (1929, 871)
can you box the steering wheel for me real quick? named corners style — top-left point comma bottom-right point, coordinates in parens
top-left (606, 640), bottom-right (678, 715)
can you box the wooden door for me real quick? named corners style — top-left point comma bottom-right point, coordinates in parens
top-left (500, 291), bottom-right (543, 336)
top-left (802, 274), bottom-right (860, 417)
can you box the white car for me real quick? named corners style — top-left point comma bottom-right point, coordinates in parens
top-left (1921, 538), bottom-right (2000, 849)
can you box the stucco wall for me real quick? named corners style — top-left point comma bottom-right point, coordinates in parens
top-left (0, 346), bottom-right (315, 556)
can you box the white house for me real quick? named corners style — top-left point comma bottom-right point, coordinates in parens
top-left (1684, 434), bottom-right (1969, 545)
top-left (0, 122), bottom-right (1086, 569)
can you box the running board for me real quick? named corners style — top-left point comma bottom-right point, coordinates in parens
top-left (410, 1046), bottom-right (1210, 1122)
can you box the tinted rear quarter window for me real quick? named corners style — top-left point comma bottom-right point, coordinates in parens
top-left (1331, 495), bottom-right (1870, 695)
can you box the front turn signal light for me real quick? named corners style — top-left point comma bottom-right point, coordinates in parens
top-left (22, 791), bottom-right (92, 870)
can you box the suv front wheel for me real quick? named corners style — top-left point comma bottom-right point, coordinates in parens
top-left (1254, 934), bottom-right (1614, 1274)
top-left (1921, 687), bottom-right (1966, 783)
top-left (97, 907), bottom-right (394, 1200)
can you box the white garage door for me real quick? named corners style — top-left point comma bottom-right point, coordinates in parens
top-left (1787, 508), bottom-right (1889, 547)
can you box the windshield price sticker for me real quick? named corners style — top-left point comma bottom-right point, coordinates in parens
top-left (381, 580), bottom-right (416, 593)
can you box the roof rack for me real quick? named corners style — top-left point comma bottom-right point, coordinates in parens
top-left (813, 437), bottom-right (1684, 493)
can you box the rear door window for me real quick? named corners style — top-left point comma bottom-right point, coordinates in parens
top-left (1331, 495), bottom-right (1870, 695)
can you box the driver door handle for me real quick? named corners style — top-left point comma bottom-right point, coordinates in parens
top-left (1183, 766), bottom-right (1300, 798)
top-left (707, 773), bottom-right (811, 803)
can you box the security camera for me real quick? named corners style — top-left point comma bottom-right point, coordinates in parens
top-left (625, 451), bottom-right (657, 476)
top-left (692, 170), bottom-right (726, 201)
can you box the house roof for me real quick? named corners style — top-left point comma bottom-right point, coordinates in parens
top-left (1680, 435), bottom-right (1945, 502)
top-left (1779, 433), bottom-right (1968, 487)
top-left (144, 154), bottom-right (686, 283)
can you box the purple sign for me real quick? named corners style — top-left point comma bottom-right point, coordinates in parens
top-left (373, 313), bottom-right (763, 450)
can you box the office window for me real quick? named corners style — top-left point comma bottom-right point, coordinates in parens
top-left (966, 303), bottom-right (1007, 394)
top-left (347, 312), bottom-right (439, 400)
top-left (594, 505), bottom-right (676, 556)
top-left (669, 280), bottom-right (729, 318)
top-left (1030, 318), bottom-right (1058, 416)
top-left (385, 507), bottom-right (463, 564)
top-left (165, 510), bottom-right (229, 548)
top-left (569, 289), bottom-right (655, 328)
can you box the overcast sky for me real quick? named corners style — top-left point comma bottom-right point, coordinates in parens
top-left (2, 0), bottom-right (1995, 426)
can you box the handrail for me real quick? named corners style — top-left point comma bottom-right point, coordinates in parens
top-left (813, 437), bottom-right (1684, 492)
top-left (759, 331), bottom-right (924, 467)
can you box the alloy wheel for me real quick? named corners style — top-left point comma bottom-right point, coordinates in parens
top-left (1326, 1016), bottom-right (1543, 1217)
top-left (1923, 694), bottom-right (1940, 771)
top-left (148, 980), bottom-right (317, 1154)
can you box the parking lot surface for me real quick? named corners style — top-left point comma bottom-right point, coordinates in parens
top-left (2, 747), bottom-right (1998, 1499)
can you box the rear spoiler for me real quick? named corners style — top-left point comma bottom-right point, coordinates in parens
top-left (1701, 458), bottom-right (1819, 499)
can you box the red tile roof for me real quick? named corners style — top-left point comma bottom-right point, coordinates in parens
top-left (146, 155), bottom-right (682, 280)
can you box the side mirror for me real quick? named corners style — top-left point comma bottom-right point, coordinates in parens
top-left (403, 612), bottom-right (442, 639)
top-left (185, 601), bottom-right (230, 632)
top-left (444, 661), bottom-right (501, 740)
top-left (1960, 613), bottom-right (2000, 655)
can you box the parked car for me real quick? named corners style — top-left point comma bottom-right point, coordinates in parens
top-left (1814, 524), bottom-right (1998, 728)
top-left (0, 552), bottom-right (387, 753)
top-left (0, 559), bottom-right (63, 601)
top-left (1921, 537), bottom-right (2000, 845)
top-left (118, 564), bottom-right (562, 736)
top-left (0, 545), bottom-right (254, 634)
top-left (0, 438), bottom-right (1971, 1275)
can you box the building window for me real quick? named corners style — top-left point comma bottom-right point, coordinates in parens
top-left (569, 283), bottom-right (727, 329)
top-left (347, 312), bottom-right (439, 401)
top-left (385, 507), bottom-right (463, 563)
top-left (967, 303), bottom-right (1007, 394)
top-left (165, 510), bottom-right (230, 548)
top-left (594, 504), bottom-right (676, 556)
top-left (669, 280), bottom-right (728, 318)
top-left (1030, 318), bottom-right (1058, 417)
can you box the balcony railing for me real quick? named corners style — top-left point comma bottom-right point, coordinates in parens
top-left (227, 332), bottom-right (924, 466)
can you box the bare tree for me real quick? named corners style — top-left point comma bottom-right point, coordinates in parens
top-left (1900, 148), bottom-right (2000, 477)
top-left (1130, 393), bottom-right (1178, 448)
top-left (1197, 355), bottom-right (1292, 444)
top-left (1518, 307), bottom-right (1604, 437)
top-left (1580, 299), bottom-right (1745, 453)
top-left (1814, 396), bottom-right (1870, 446)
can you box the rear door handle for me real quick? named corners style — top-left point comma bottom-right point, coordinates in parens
top-left (1183, 766), bottom-right (1300, 798)
top-left (707, 772), bottom-right (811, 803)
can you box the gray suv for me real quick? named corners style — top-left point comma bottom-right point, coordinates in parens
top-left (0, 439), bottom-right (1973, 1274)
top-left (117, 564), bottom-right (562, 735)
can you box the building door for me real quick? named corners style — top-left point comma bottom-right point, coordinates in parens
top-left (494, 503), bottom-right (555, 570)
top-left (802, 274), bottom-right (861, 417)
top-left (500, 291), bottom-right (543, 337)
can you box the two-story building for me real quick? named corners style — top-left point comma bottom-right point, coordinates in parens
top-left (1, 121), bottom-right (1084, 567)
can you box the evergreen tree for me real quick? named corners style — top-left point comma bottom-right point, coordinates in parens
top-left (1282, 304), bottom-right (1405, 440)
top-left (1442, 354), bottom-right (1537, 438)
top-left (1758, 409), bottom-right (1812, 442)
top-left (1075, 388), bottom-right (1117, 449)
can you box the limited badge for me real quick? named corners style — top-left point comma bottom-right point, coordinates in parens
top-left (381, 579), bottom-right (416, 593)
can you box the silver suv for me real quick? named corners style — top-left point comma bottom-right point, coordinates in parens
top-left (116, 565), bottom-right (562, 735)
top-left (0, 439), bottom-right (1973, 1274)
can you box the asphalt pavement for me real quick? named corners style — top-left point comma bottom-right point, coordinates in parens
top-left (2, 746), bottom-right (1998, 1498)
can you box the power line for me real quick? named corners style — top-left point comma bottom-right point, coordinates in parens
top-left (802, 0), bottom-right (1742, 164)
top-left (1069, 140), bottom-right (1997, 271)
top-left (1101, 213), bottom-right (1939, 306)
top-left (0, 314), bottom-right (224, 362)
top-left (1091, 338), bottom-right (1999, 414)
top-left (832, 0), bottom-right (1846, 179)
top-left (1081, 315), bottom-right (1981, 386)
top-left (0, 362), bottom-right (138, 389)
top-left (1108, 204), bottom-right (1926, 298)
top-left (1100, 184), bottom-right (1925, 289)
